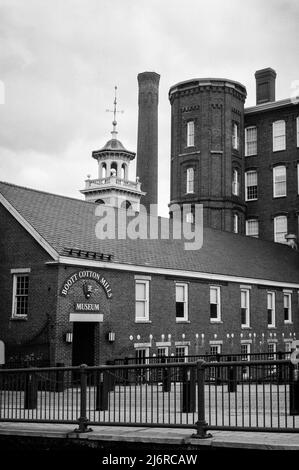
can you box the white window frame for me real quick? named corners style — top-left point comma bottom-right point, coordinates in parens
top-left (245, 126), bottom-right (257, 156)
top-left (186, 167), bottom-right (194, 194)
top-left (283, 291), bottom-right (292, 324)
top-left (175, 345), bottom-right (189, 361)
top-left (210, 286), bottom-right (221, 322)
top-left (232, 169), bottom-right (240, 196)
top-left (232, 122), bottom-right (239, 150)
top-left (273, 120), bottom-right (286, 152)
top-left (245, 170), bottom-right (258, 201)
top-left (135, 279), bottom-right (150, 322)
top-left (11, 271), bottom-right (30, 318)
top-left (187, 121), bottom-right (195, 147)
top-left (267, 342), bottom-right (277, 359)
top-left (274, 215), bottom-right (288, 244)
top-left (233, 213), bottom-right (239, 233)
top-left (267, 291), bottom-right (276, 328)
top-left (241, 288), bottom-right (250, 328)
top-left (175, 282), bottom-right (188, 322)
top-left (273, 165), bottom-right (286, 198)
top-left (246, 219), bottom-right (259, 238)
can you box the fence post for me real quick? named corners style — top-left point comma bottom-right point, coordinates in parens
top-left (192, 361), bottom-right (212, 439)
top-left (55, 362), bottom-right (65, 392)
top-left (228, 363), bottom-right (237, 393)
top-left (24, 369), bottom-right (37, 409)
top-left (162, 359), bottom-right (171, 393)
top-left (96, 371), bottom-right (109, 411)
top-left (290, 364), bottom-right (299, 416)
top-left (74, 364), bottom-right (92, 433)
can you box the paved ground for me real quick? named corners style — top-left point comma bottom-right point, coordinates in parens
top-left (0, 422), bottom-right (298, 451)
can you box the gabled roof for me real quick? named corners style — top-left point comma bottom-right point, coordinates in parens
top-left (0, 181), bottom-right (299, 286)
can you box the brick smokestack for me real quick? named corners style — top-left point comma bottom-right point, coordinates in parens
top-left (255, 67), bottom-right (276, 104)
top-left (137, 72), bottom-right (160, 214)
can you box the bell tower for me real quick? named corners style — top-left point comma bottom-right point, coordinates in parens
top-left (81, 87), bottom-right (144, 211)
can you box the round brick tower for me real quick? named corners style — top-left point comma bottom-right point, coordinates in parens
top-left (136, 72), bottom-right (160, 214)
top-left (169, 78), bottom-right (247, 233)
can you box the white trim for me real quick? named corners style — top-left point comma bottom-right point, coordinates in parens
top-left (135, 278), bottom-right (150, 322)
top-left (175, 282), bottom-right (188, 322)
top-left (69, 313), bottom-right (103, 322)
top-left (209, 340), bottom-right (223, 345)
top-left (283, 289), bottom-right (293, 294)
top-left (241, 339), bottom-right (252, 344)
top-left (10, 268), bottom-right (31, 274)
top-left (53, 256), bottom-right (299, 290)
top-left (156, 341), bottom-right (171, 347)
top-left (134, 275), bottom-right (152, 280)
top-left (0, 194), bottom-right (59, 261)
top-left (174, 341), bottom-right (190, 346)
top-left (267, 338), bottom-right (278, 343)
top-left (134, 342), bottom-right (151, 349)
top-left (240, 285), bottom-right (252, 289)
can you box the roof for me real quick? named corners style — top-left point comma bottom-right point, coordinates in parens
top-left (245, 97), bottom-right (299, 115)
top-left (92, 138), bottom-right (136, 160)
top-left (1, 181), bottom-right (299, 285)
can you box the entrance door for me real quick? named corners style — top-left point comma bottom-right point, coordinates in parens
top-left (72, 322), bottom-right (95, 366)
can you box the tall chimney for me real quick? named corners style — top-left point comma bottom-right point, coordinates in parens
top-left (137, 72), bottom-right (160, 214)
top-left (255, 68), bottom-right (276, 105)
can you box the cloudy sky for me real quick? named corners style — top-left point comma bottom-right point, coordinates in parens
top-left (0, 0), bottom-right (298, 216)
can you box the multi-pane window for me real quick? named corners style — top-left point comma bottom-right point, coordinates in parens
top-left (245, 126), bottom-right (257, 156)
top-left (267, 342), bottom-right (276, 359)
top-left (232, 122), bottom-right (239, 150)
top-left (210, 344), bottom-right (222, 356)
top-left (283, 292), bottom-right (292, 323)
top-left (135, 279), bottom-right (149, 322)
top-left (245, 170), bottom-right (258, 201)
top-left (187, 121), bottom-right (195, 147)
top-left (241, 288), bottom-right (250, 327)
top-left (175, 283), bottom-right (188, 321)
top-left (210, 286), bottom-right (221, 322)
top-left (246, 219), bottom-right (259, 238)
top-left (273, 165), bottom-right (286, 197)
top-left (12, 274), bottom-right (29, 318)
top-left (267, 291), bottom-right (275, 327)
top-left (233, 214), bottom-right (239, 234)
top-left (232, 169), bottom-right (240, 196)
top-left (175, 345), bottom-right (188, 361)
top-left (274, 215), bottom-right (287, 244)
top-left (273, 120), bottom-right (286, 151)
top-left (186, 167), bottom-right (194, 193)
top-left (135, 348), bottom-right (149, 365)
top-left (241, 343), bottom-right (251, 359)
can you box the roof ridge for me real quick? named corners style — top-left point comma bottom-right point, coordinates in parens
top-left (0, 180), bottom-right (96, 206)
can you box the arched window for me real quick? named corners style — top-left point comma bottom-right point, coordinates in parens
top-left (232, 169), bottom-right (240, 196)
top-left (187, 121), bottom-right (195, 147)
top-left (101, 162), bottom-right (107, 178)
top-left (121, 163), bottom-right (127, 180)
top-left (110, 162), bottom-right (117, 176)
top-left (121, 200), bottom-right (132, 210)
top-left (233, 213), bottom-right (239, 233)
top-left (95, 199), bottom-right (105, 205)
top-left (186, 167), bottom-right (194, 194)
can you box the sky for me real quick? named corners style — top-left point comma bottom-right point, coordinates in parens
top-left (0, 0), bottom-right (298, 217)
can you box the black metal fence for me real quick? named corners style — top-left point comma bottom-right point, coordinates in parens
top-left (0, 360), bottom-right (298, 436)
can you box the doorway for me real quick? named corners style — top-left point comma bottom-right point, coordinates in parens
top-left (72, 322), bottom-right (95, 366)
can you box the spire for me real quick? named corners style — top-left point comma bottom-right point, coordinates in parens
top-left (106, 86), bottom-right (123, 140)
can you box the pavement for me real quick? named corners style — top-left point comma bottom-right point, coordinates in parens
top-left (0, 422), bottom-right (298, 451)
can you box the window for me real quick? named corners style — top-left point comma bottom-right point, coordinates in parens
top-left (246, 219), bottom-right (259, 238)
top-left (12, 273), bottom-right (29, 318)
top-left (232, 122), bottom-right (239, 150)
top-left (267, 342), bottom-right (276, 359)
top-left (267, 291), bottom-right (275, 328)
top-left (175, 345), bottom-right (188, 361)
top-left (135, 348), bottom-right (149, 365)
top-left (232, 169), bottom-right (240, 196)
top-left (176, 283), bottom-right (188, 321)
top-left (186, 167), bottom-right (194, 193)
top-left (283, 292), bottom-right (292, 323)
top-left (241, 288), bottom-right (250, 327)
top-left (210, 344), bottom-right (222, 356)
top-left (274, 215), bottom-right (287, 244)
top-left (187, 121), bottom-right (194, 147)
top-left (233, 214), bottom-right (239, 234)
top-left (245, 170), bottom-right (258, 201)
top-left (210, 286), bottom-right (221, 322)
top-left (273, 120), bottom-right (286, 151)
top-left (297, 163), bottom-right (299, 194)
top-left (273, 165), bottom-right (286, 197)
top-left (135, 279), bottom-right (149, 322)
top-left (297, 116), bottom-right (299, 148)
top-left (241, 343), bottom-right (251, 360)
top-left (245, 126), bottom-right (257, 156)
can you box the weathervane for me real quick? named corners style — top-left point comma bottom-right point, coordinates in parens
top-left (106, 86), bottom-right (124, 138)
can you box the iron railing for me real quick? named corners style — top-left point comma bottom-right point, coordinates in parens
top-left (0, 360), bottom-right (298, 435)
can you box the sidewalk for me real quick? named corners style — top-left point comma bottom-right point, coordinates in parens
top-left (0, 422), bottom-right (298, 451)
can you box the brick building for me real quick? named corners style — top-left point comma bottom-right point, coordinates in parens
top-left (170, 68), bottom-right (299, 245)
top-left (0, 181), bottom-right (298, 366)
